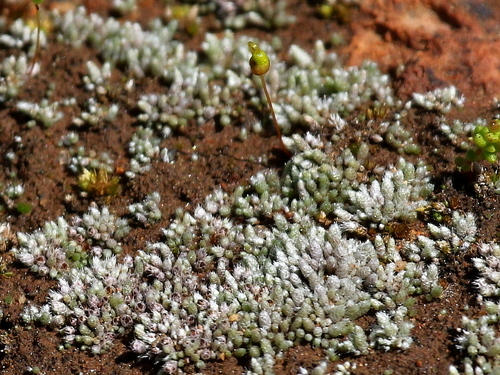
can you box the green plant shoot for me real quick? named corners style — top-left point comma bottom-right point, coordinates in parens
top-left (456, 119), bottom-right (500, 172)
top-left (28, 0), bottom-right (44, 75)
top-left (248, 41), bottom-right (291, 157)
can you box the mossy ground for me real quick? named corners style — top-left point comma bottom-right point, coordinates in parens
top-left (0, 0), bottom-right (499, 374)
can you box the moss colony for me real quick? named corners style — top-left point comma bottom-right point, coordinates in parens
top-left (0, 1), bottom-right (499, 374)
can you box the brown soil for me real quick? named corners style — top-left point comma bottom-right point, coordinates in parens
top-left (0, 0), bottom-right (499, 374)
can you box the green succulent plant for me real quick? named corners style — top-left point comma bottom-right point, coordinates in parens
top-left (456, 119), bottom-right (500, 172)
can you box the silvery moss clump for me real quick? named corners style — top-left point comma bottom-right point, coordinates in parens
top-left (171, 0), bottom-right (294, 30)
top-left (127, 127), bottom-right (161, 178)
top-left (0, 18), bottom-right (43, 102)
top-left (111, 0), bottom-right (137, 15)
top-left (282, 134), bottom-right (433, 227)
top-left (136, 91), bottom-right (197, 137)
top-left (21, 254), bottom-right (139, 355)
top-left (0, 223), bottom-right (13, 252)
top-left (16, 134), bottom-right (477, 374)
top-left (450, 243), bottom-right (500, 374)
top-left (2, 182), bottom-right (24, 200)
top-left (54, 8), bottom-right (180, 77)
top-left (382, 105), bottom-right (422, 155)
top-left (474, 243), bottom-right (500, 300)
top-left (426, 212), bottom-right (476, 255)
top-left (437, 118), bottom-right (482, 149)
top-left (82, 61), bottom-right (114, 94)
top-left (16, 99), bottom-right (64, 128)
top-left (451, 302), bottom-right (500, 375)
top-left (129, 192), bottom-right (162, 225)
top-left (374, 86), bottom-right (466, 156)
top-left (209, 0), bottom-right (295, 30)
top-left (65, 146), bottom-right (116, 175)
top-left (412, 86), bottom-right (465, 114)
top-left (13, 205), bottom-right (130, 278)
top-left (332, 361), bottom-right (356, 375)
top-left (0, 54), bottom-right (35, 103)
top-left (130, 138), bottom-right (469, 372)
top-left (0, 17), bottom-right (46, 54)
top-left (0, 181), bottom-right (28, 214)
top-left (72, 97), bottom-right (119, 128)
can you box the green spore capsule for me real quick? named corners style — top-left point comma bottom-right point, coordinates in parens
top-left (248, 40), bottom-right (291, 157)
top-left (248, 41), bottom-right (270, 76)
